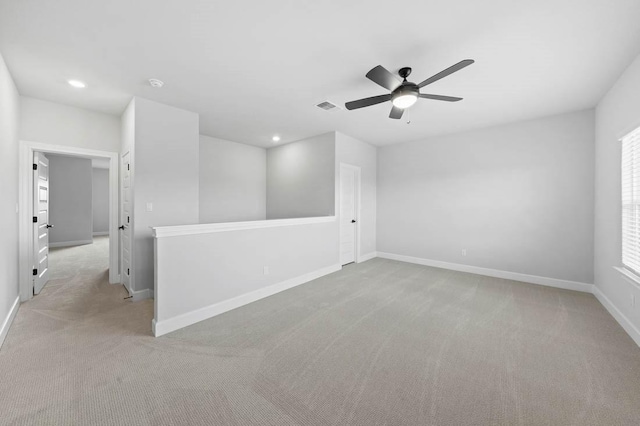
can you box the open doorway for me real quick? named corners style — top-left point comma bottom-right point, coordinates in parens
top-left (33, 153), bottom-right (111, 296)
top-left (18, 141), bottom-right (119, 302)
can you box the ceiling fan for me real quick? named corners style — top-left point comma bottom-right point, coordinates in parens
top-left (345, 59), bottom-right (474, 119)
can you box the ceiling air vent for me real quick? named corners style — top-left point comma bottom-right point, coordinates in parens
top-left (316, 100), bottom-right (340, 111)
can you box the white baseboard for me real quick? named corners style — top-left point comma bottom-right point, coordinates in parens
top-left (92, 231), bottom-right (109, 236)
top-left (122, 279), bottom-right (153, 302)
top-left (109, 274), bottom-right (121, 285)
top-left (377, 252), bottom-right (639, 348)
top-left (131, 288), bottom-right (154, 302)
top-left (49, 239), bottom-right (93, 248)
top-left (153, 263), bottom-right (342, 337)
top-left (0, 296), bottom-right (20, 349)
top-left (358, 252), bottom-right (378, 263)
top-left (377, 252), bottom-right (594, 293)
top-left (593, 286), bottom-right (640, 347)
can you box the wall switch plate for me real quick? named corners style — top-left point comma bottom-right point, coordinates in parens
top-left (263, 266), bottom-right (269, 275)
top-left (146, 202), bottom-right (153, 212)
top-left (461, 249), bottom-right (467, 256)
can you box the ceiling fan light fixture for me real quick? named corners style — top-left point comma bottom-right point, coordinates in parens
top-left (392, 93), bottom-right (418, 109)
top-left (391, 83), bottom-right (420, 109)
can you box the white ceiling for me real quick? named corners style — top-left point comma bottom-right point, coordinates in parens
top-left (1, 0), bottom-right (639, 147)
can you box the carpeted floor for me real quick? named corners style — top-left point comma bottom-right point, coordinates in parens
top-left (1, 238), bottom-right (640, 425)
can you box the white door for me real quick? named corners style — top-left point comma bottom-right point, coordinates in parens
top-left (121, 152), bottom-right (132, 291)
top-left (340, 164), bottom-right (359, 266)
top-left (33, 152), bottom-right (50, 294)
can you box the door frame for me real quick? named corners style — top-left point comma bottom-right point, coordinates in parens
top-left (18, 140), bottom-right (120, 301)
top-left (339, 163), bottom-right (362, 264)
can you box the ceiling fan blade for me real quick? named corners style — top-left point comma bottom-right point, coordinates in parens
top-left (419, 94), bottom-right (463, 102)
top-left (418, 59), bottom-right (474, 88)
top-left (389, 106), bottom-right (404, 119)
top-left (345, 94), bottom-right (392, 110)
top-left (366, 66), bottom-right (402, 91)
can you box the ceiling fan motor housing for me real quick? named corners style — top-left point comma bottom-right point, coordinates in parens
top-left (398, 67), bottom-right (412, 80)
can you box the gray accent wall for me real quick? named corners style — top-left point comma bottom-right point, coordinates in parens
top-left (0, 51), bottom-right (20, 346)
top-left (594, 52), bottom-right (640, 337)
top-left (48, 155), bottom-right (93, 246)
top-left (92, 168), bottom-right (109, 234)
top-left (199, 135), bottom-right (266, 223)
top-left (377, 110), bottom-right (595, 284)
top-left (266, 132), bottom-right (335, 219)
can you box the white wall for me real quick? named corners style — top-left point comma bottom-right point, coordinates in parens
top-left (266, 133), bottom-right (335, 219)
top-left (378, 110), bottom-right (595, 284)
top-left (0, 52), bottom-right (20, 346)
top-left (131, 97), bottom-right (200, 293)
top-left (336, 132), bottom-right (377, 258)
top-left (48, 155), bottom-right (93, 246)
top-left (20, 97), bottom-right (120, 152)
top-left (92, 168), bottom-right (109, 234)
top-left (594, 52), bottom-right (640, 342)
top-left (121, 99), bottom-right (135, 158)
top-left (153, 218), bottom-right (339, 336)
top-left (199, 135), bottom-right (266, 223)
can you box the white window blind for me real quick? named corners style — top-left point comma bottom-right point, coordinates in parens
top-left (622, 126), bottom-right (640, 276)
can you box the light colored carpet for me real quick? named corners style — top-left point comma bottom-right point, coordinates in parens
top-left (1, 239), bottom-right (640, 425)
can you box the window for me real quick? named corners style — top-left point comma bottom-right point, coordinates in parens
top-left (622, 125), bottom-right (640, 276)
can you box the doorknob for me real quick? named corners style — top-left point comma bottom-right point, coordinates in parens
top-left (119, 225), bottom-right (125, 230)
top-left (46, 224), bottom-right (53, 228)
top-left (351, 219), bottom-right (356, 223)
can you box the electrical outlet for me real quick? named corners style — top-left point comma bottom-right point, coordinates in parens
top-left (461, 249), bottom-right (467, 256)
top-left (146, 202), bottom-right (153, 212)
top-left (263, 266), bottom-right (269, 275)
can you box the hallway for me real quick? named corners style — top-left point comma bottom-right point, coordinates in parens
top-left (1, 237), bottom-right (154, 423)
top-left (4, 237), bottom-right (152, 350)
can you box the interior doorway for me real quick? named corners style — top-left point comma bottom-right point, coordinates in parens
top-left (18, 141), bottom-right (119, 302)
top-left (339, 163), bottom-right (361, 266)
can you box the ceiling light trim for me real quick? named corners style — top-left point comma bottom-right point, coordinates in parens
top-left (67, 79), bottom-right (86, 89)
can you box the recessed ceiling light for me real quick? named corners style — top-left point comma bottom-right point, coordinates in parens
top-left (67, 79), bottom-right (86, 89)
top-left (148, 78), bottom-right (164, 88)
top-left (272, 135), bottom-right (281, 142)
